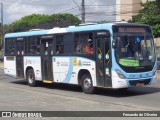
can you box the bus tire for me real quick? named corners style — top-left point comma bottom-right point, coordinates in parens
top-left (27, 69), bottom-right (37, 87)
top-left (81, 74), bottom-right (95, 94)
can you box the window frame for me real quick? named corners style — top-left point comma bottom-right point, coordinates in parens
top-left (26, 36), bottom-right (41, 55)
top-left (5, 38), bottom-right (16, 56)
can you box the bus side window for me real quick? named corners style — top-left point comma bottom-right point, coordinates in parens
top-left (56, 45), bottom-right (63, 54)
top-left (83, 33), bottom-right (93, 54)
top-left (56, 35), bottom-right (64, 54)
top-left (74, 34), bottom-right (82, 54)
top-left (76, 44), bottom-right (82, 54)
top-left (5, 38), bottom-right (15, 56)
top-left (74, 32), bottom-right (93, 54)
top-left (27, 37), bottom-right (40, 55)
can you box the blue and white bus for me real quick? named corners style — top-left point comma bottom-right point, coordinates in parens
top-left (4, 23), bottom-right (157, 94)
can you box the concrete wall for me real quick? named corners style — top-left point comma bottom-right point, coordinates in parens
top-left (155, 38), bottom-right (160, 47)
top-left (116, 0), bottom-right (155, 22)
top-left (116, 0), bottom-right (141, 21)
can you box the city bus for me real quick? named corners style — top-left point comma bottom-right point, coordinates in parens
top-left (4, 23), bottom-right (157, 94)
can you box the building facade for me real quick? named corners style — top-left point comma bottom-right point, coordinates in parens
top-left (116, 0), bottom-right (155, 21)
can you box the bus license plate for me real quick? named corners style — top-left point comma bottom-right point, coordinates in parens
top-left (136, 82), bottom-right (144, 86)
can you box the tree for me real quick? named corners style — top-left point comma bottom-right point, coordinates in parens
top-left (4, 13), bottom-right (80, 33)
top-left (129, 0), bottom-right (160, 38)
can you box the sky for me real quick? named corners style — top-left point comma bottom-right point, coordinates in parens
top-left (0, 0), bottom-right (117, 24)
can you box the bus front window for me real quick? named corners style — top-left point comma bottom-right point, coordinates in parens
top-left (115, 35), bottom-right (156, 67)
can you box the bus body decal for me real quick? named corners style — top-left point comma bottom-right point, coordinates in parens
top-left (63, 57), bottom-right (73, 83)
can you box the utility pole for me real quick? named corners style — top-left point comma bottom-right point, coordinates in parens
top-left (1, 3), bottom-right (3, 47)
top-left (81, 0), bottom-right (85, 23)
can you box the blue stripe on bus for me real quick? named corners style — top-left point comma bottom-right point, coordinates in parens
top-left (5, 24), bottom-right (113, 39)
top-left (5, 30), bottom-right (49, 38)
top-left (65, 24), bottom-right (113, 33)
top-left (63, 57), bottom-right (73, 83)
top-left (66, 24), bottom-right (102, 32)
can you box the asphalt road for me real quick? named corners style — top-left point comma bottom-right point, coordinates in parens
top-left (0, 62), bottom-right (160, 120)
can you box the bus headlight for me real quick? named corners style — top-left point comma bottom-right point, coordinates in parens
top-left (115, 69), bottom-right (126, 79)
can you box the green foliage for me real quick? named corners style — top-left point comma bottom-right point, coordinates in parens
top-left (4, 13), bottom-right (80, 33)
top-left (129, 0), bottom-right (160, 38)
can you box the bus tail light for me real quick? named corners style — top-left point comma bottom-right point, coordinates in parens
top-left (115, 69), bottom-right (126, 79)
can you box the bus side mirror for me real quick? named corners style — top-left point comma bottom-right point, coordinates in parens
top-left (112, 39), bottom-right (116, 48)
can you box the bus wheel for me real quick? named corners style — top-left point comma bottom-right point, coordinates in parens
top-left (81, 74), bottom-right (95, 94)
top-left (27, 69), bottom-right (37, 87)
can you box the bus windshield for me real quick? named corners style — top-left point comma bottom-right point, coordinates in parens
top-left (115, 35), bottom-right (156, 67)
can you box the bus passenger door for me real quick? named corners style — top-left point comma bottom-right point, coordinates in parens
top-left (96, 36), bottom-right (112, 87)
top-left (16, 40), bottom-right (25, 78)
top-left (41, 39), bottom-right (53, 81)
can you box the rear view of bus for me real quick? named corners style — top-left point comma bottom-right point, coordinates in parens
top-left (111, 24), bottom-right (157, 88)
